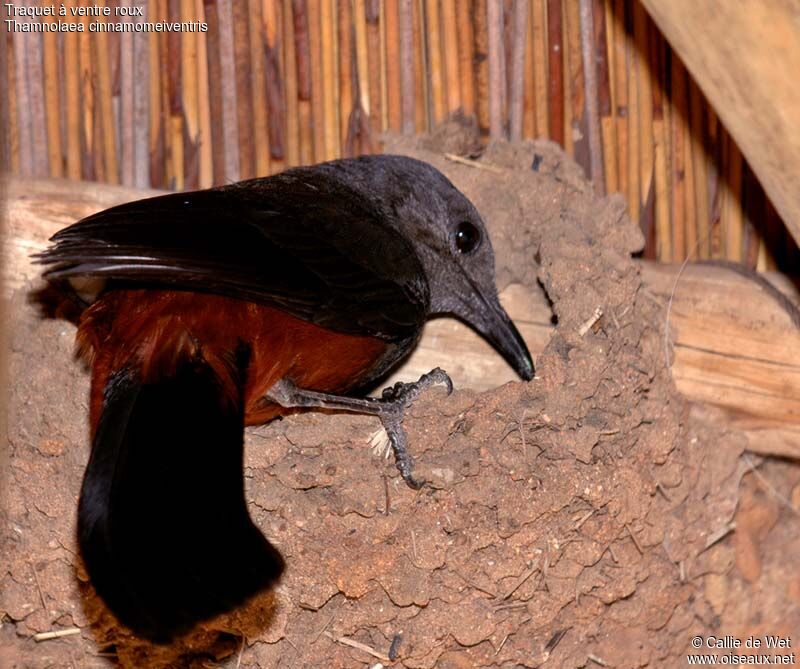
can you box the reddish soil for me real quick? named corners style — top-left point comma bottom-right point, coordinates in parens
top-left (3, 125), bottom-right (798, 667)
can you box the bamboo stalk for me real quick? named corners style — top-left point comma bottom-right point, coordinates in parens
top-left (689, 80), bottom-right (709, 259)
top-left (203, 0), bottom-right (225, 184)
top-left (164, 0), bottom-right (183, 189)
top-left (412, 0), bottom-right (427, 131)
top-left (366, 0), bottom-right (383, 138)
top-left (707, 109), bottom-right (722, 258)
top-left (425, 0), bottom-right (445, 125)
top-left (119, 12), bottom-right (134, 185)
top-left (331, 0), bottom-right (342, 157)
top-left (193, 0), bottom-right (213, 185)
top-left (670, 49), bottom-right (689, 260)
top-left (473, 0), bottom-right (490, 131)
top-left (231, 0), bottom-right (254, 178)
top-left (398, 0), bottom-right (414, 133)
top-left (26, 20), bottom-right (48, 176)
top-left (217, 0), bottom-right (240, 181)
top-left (563, 0), bottom-right (583, 162)
top-left (441, 0), bottom-right (461, 115)
top-left (249, 0), bottom-right (269, 175)
top-left (0, 20), bottom-right (11, 171)
top-left (265, 0), bottom-right (286, 168)
top-left (42, 30), bottom-right (63, 178)
top-left (531, 0), bottom-right (548, 138)
top-left (353, 0), bottom-right (371, 121)
top-left (579, 0), bottom-right (603, 192)
top-left (723, 134), bottom-right (745, 262)
top-left (633, 2), bottom-right (653, 228)
top-left (12, 17), bottom-right (32, 176)
top-left (284, 0), bottom-right (301, 165)
top-left (308, 0), bottom-right (326, 160)
top-left (455, 0), bottom-right (475, 118)
top-left (487, 0), bottom-right (504, 138)
top-left (379, 0), bottom-right (389, 131)
top-left (182, 0), bottom-right (201, 188)
top-left (742, 162), bottom-right (762, 269)
top-left (523, 3), bottom-right (535, 138)
top-left (294, 0), bottom-right (314, 164)
top-left (624, 0), bottom-right (639, 224)
top-left (320, 0), bottom-right (338, 157)
top-left (611, 0), bottom-right (627, 199)
top-left (546, 0), bottom-right (563, 146)
top-left (508, 0), bottom-right (528, 142)
top-left (157, 0), bottom-right (172, 186)
top-left (384, 0), bottom-right (401, 130)
top-left (596, 0), bottom-right (616, 193)
top-left (132, 11), bottom-right (149, 188)
top-left (62, 2), bottom-right (79, 179)
top-left (148, 0), bottom-right (164, 187)
top-left (652, 30), bottom-right (669, 261)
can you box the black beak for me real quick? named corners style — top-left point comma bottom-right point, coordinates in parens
top-left (473, 297), bottom-right (534, 381)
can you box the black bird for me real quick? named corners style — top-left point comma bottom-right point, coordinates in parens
top-left (36, 155), bottom-right (534, 641)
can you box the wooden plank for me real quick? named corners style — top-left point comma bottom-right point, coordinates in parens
top-left (638, 0), bottom-right (800, 248)
top-left (5, 176), bottom-right (799, 457)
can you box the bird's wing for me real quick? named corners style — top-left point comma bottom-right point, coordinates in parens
top-left (35, 176), bottom-right (429, 340)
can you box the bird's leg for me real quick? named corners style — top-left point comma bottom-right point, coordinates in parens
top-left (264, 368), bottom-right (453, 489)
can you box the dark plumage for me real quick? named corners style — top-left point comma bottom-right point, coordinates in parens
top-left (36, 155), bottom-right (533, 641)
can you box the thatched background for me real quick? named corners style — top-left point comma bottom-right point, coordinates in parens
top-left (1, 0), bottom-right (799, 270)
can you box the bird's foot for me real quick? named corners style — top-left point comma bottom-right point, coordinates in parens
top-left (373, 368), bottom-right (453, 489)
top-left (265, 368), bottom-right (453, 489)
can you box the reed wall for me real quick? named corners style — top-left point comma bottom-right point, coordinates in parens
top-left (2, 0), bottom-right (797, 270)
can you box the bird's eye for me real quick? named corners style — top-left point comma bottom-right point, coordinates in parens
top-left (454, 221), bottom-right (481, 254)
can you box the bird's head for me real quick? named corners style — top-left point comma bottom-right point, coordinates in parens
top-left (341, 154), bottom-right (534, 382)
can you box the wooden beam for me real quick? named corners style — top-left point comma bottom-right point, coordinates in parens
top-left (3, 176), bottom-right (799, 458)
top-left (638, 0), bottom-right (800, 248)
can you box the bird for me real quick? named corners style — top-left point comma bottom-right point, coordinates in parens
top-left (35, 154), bottom-right (534, 643)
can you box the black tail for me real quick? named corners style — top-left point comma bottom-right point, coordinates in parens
top-left (78, 351), bottom-right (284, 642)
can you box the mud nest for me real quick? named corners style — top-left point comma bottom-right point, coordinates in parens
top-left (3, 125), bottom-right (799, 668)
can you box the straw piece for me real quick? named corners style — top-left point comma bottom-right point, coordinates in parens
top-left (689, 79), bottom-right (709, 260)
top-left (365, 0), bottom-right (383, 138)
top-left (531, 0), bottom-right (548, 138)
top-left (284, 0), bottom-right (301, 165)
top-left (397, 0), bottom-right (414, 133)
top-left (722, 134), bottom-right (744, 262)
top-left (456, 0), bottom-right (475, 118)
top-left (308, 0), bottom-right (326, 160)
top-left (265, 0), bottom-right (287, 168)
top-left (321, 0), bottom-right (338, 157)
top-left (546, 0), bottom-right (563, 146)
top-left (195, 0), bottom-right (213, 185)
top-left (611, 0), bottom-right (627, 198)
top-left (522, 3), bottom-right (535, 138)
top-left (202, 0), bottom-right (225, 184)
top-left (42, 30), bottom-right (62, 178)
top-left (624, 0), bottom-right (639, 223)
top-left (248, 0), bottom-right (269, 175)
top-left (633, 2), bottom-right (653, 223)
top-left (579, 0), bottom-right (603, 192)
top-left (147, 1), bottom-right (164, 187)
top-left (425, 0), bottom-right (445, 125)
top-left (441, 0), bottom-right (461, 115)
top-left (508, 0), bottom-right (528, 142)
top-left (487, 0), bottom-right (504, 139)
top-left (294, 0), bottom-right (314, 164)
top-left (563, 0), bottom-right (584, 162)
top-left (412, 0), bottom-right (427, 131)
top-left (217, 0), bottom-right (241, 182)
top-left (670, 49), bottom-right (689, 261)
top-left (384, 0), bottom-right (401, 130)
top-left (0, 19), bottom-right (11, 171)
top-left (182, 0), bottom-right (200, 188)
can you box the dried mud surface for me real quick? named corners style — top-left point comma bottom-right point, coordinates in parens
top-left (3, 127), bottom-right (800, 668)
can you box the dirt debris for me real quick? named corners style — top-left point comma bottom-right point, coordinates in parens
top-left (3, 123), bottom-right (799, 667)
